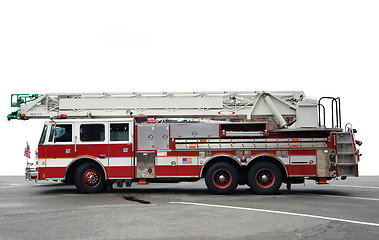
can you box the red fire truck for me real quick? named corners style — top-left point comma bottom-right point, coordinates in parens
top-left (8, 91), bottom-right (361, 194)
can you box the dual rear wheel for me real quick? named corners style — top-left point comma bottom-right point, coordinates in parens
top-left (205, 162), bottom-right (239, 195)
top-left (205, 161), bottom-right (283, 195)
top-left (247, 161), bottom-right (283, 195)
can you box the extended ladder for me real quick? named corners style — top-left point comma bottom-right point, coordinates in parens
top-left (7, 91), bottom-right (319, 128)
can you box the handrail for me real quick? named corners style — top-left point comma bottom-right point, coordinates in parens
top-left (317, 97), bottom-right (341, 128)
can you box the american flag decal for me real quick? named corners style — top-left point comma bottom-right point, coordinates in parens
top-left (182, 158), bottom-right (192, 164)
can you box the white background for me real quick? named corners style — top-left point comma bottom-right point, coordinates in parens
top-left (0, 1), bottom-right (378, 175)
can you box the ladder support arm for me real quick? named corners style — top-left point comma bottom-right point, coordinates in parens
top-left (264, 95), bottom-right (288, 128)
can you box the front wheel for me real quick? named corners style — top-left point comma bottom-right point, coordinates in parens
top-left (247, 161), bottom-right (282, 195)
top-left (205, 162), bottom-right (239, 194)
top-left (74, 162), bottom-right (106, 193)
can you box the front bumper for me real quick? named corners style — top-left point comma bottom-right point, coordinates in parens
top-left (25, 163), bottom-right (38, 181)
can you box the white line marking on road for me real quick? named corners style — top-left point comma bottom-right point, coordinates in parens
top-left (314, 194), bottom-right (379, 202)
top-left (0, 184), bottom-right (30, 189)
top-left (171, 201), bottom-right (379, 227)
top-left (332, 185), bottom-right (379, 189)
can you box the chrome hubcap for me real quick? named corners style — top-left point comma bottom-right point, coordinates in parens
top-left (213, 169), bottom-right (232, 188)
top-left (83, 170), bottom-right (100, 188)
top-left (87, 173), bottom-right (97, 184)
top-left (219, 175), bottom-right (226, 182)
top-left (261, 174), bottom-right (268, 181)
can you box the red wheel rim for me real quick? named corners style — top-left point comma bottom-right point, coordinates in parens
top-left (212, 169), bottom-right (232, 188)
top-left (83, 169), bottom-right (100, 188)
top-left (255, 168), bottom-right (275, 188)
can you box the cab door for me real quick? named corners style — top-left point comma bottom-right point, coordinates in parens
top-left (108, 121), bottom-right (133, 179)
top-left (45, 123), bottom-right (74, 179)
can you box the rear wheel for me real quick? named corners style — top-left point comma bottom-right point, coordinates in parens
top-left (247, 161), bottom-right (282, 194)
top-left (205, 162), bottom-right (239, 194)
top-left (74, 162), bottom-right (106, 193)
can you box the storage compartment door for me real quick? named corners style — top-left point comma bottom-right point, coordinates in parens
top-left (136, 152), bottom-right (155, 178)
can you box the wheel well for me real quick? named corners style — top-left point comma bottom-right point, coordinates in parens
top-left (247, 155), bottom-right (288, 183)
top-left (65, 158), bottom-right (106, 184)
top-left (201, 156), bottom-right (241, 178)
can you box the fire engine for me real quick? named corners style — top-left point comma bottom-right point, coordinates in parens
top-left (8, 91), bottom-right (361, 194)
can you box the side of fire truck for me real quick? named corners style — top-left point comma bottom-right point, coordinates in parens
top-left (8, 91), bottom-right (361, 194)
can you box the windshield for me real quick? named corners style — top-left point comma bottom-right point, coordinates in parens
top-left (39, 124), bottom-right (48, 145)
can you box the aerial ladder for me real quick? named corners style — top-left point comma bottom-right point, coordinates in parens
top-left (8, 91), bottom-right (321, 129)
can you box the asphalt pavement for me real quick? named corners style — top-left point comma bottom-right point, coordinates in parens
top-left (0, 176), bottom-right (378, 239)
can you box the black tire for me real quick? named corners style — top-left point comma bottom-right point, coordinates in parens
top-left (247, 161), bottom-right (282, 195)
top-left (205, 161), bottom-right (239, 194)
top-left (74, 162), bottom-right (106, 193)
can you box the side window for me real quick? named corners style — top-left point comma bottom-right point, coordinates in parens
top-left (80, 124), bottom-right (105, 142)
top-left (49, 124), bottom-right (73, 142)
top-left (110, 123), bottom-right (129, 141)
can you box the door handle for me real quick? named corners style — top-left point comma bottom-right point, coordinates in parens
top-left (74, 136), bottom-right (77, 153)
